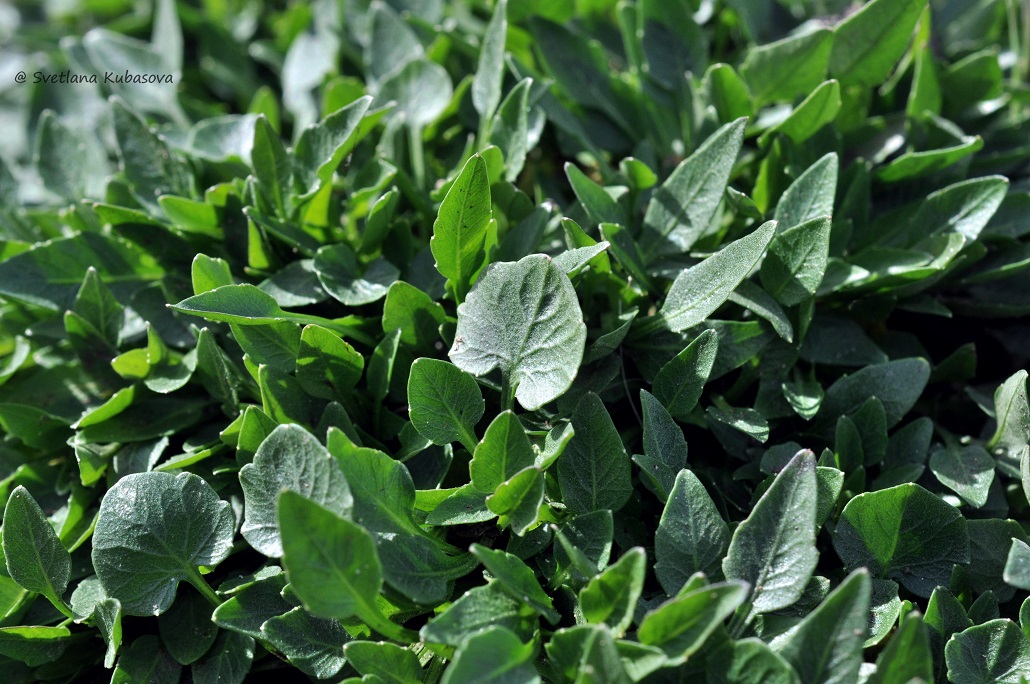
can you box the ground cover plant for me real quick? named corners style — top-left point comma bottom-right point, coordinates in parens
top-left (0, 0), bottom-right (1029, 681)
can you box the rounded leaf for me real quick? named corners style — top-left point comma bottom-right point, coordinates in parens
top-left (92, 472), bottom-right (234, 616)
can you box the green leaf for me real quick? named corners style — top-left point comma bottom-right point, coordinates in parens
top-left (157, 590), bottom-right (217, 665)
top-left (638, 581), bottom-right (748, 660)
top-left (191, 631), bottom-right (255, 684)
top-left (344, 641), bottom-right (423, 684)
top-left (111, 98), bottom-right (194, 212)
top-left (635, 390), bottom-right (689, 501)
top-left (929, 444), bottom-right (995, 508)
top-left (829, 0), bottom-right (926, 87)
top-left (868, 611), bottom-right (934, 684)
top-left (833, 483), bottom-right (969, 597)
top-left (988, 370), bottom-right (1030, 454)
top-left (212, 573), bottom-right (292, 640)
top-left (191, 254), bottom-right (233, 295)
top-left (314, 244), bottom-right (398, 306)
top-left (382, 281), bottom-right (447, 351)
top-left (472, 0), bottom-right (508, 121)
top-left (740, 29), bottom-right (834, 106)
top-left (171, 284), bottom-right (312, 325)
top-left (486, 466), bottom-right (544, 536)
top-left (431, 154), bottom-right (493, 303)
top-left (655, 470), bottom-right (730, 595)
top-left (819, 359), bottom-right (930, 427)
top-left (707, 638), bottom-right (801, 684)
top-left (36, 110), bottom-right (109, 201)
top-left (566, 163), bottom-right (623, 227)
top-left (252, 115), bottom-right (291, 217)
top-left (261, 607), bottom-right (349, 679)
top-left (408, 358), bottom-right (484, 451)
top-left (240, 424), bottom-right (353, 557)
top-left (722, 450), bottom-right (818, 623)
top-left (641, 118), bottom-right (748, 260)
top-left (557, 393), bottom-right (633, 514)
top-left (296, 324), bottom-right (364, 400)
top-left (111, 635), bottom-right (181, 684)
top-left (759, 80), bottom-right (842, 146)
top-left (471, 411), bottom-right (535, 493)
top-left (945, 619), bottom-right (1030, 684)
top-left (450, 254), bottom-right (586, 411)
top-left (441, 627), bottom-right (538, 684)
top-left (490, 78), bottom-right (532, 181)
top-left (579, 547), bottom-right (646, 636)
top-left (92, 472), bottom-right (234, 616)
top-left (1004, 538), bottom-right (1030, 591)
top-left (775, 569), bottom-right (871, 684)
top-left (421, 584), bottom-right (531, 648)
top-left (293, 95), bottom-right (378, 200)
top-left (652, 329), bottom-right (719, 420)
top-left (657, 221), bottom-right (776, 333)
top-left (904, 176), bottom-right (1009, 245)
top-left (278, 491), bottom-right (409, 641)
top-left (760, 217), bottom-right (832, 306)
top-left (774, 153), bottom-right (838, 232)
top-left (2, 486), bottom-right (72, 614)
top-left (470, 544), bottom-right (559, 624)
top-left (95, 597), bottom-right (123, 668)
top-left (375, 59), bottom-right (452, 129)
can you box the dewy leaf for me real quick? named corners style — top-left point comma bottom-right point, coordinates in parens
top-left (471, 411), bottom-right (535, 493)
top-left (486, 467), bottom-right (544, 536)
top-left (579, 547), bottom-right (646, 636)
top-left (314, 244), bottom-right (398, 306)
top-left (637, 581), bottom-right (748, 660)
top-left (260, 606), bottom-right (349, 679)
top-left (110, 635), bottom-right (181, 684)
top-left (408, 358), bottom-right (484, 451)
top-left (775, 569), bottom-right (871, 684)
top-left (945, 619), bottom-right (1030, 684)
top-left (440, 627), bottom-right (538, 684)
top-left (472, 0), bottom-right (508, 121)
top-left (344, 640), bottom-right (423, 683)
top-left (239, 424), bottom-right (354, 558)
top-left (191, 631), bottom-right (255, 684)
top-left (760, 216), bottom-right (832, 306)
top-left (654, 470), bottom-right (730, 595)
top-left (450, 254), bottom-right (586, 411)
top-left (988, 370), bottom-right (1030, 454)
top-left (722, 450), bottom-right (818, 623)
top-left (867, 611), bottom-right (934, 684)
top-left (277, 491), bottom-right (410, 641)
top-left (929, 444), bottom-right (995, 508)
top-left (431, 154), bottom-right (493, 303)
top-left (773, 152), bottom-right (838, 232)
top-left (833, 483), bottom-right (970, 598)
top-left (556, 393), bottom-right (633, 514)
top-left (292, 95), bottom-right (378, 200)
top-left (635, 390), bottom-right (689, 501)
top-left (657, 221), bottom-right (776, 333)
top-left (157, 590), bottom-right (217, 665)
top-left (296, 324), bottom-right (364, 400)
top-left (828, 0), bottom-right (925, 88)
top-left (92, 472), bottom-right (234, 616)
top-left (652, 329), bottom-right (718, 420)
top-left (1004, 538), bottom-right (1030, 591)
top-left (641, 118), bottom-right (747, 261)
top-left (2, 486), bottom-right (72, 614)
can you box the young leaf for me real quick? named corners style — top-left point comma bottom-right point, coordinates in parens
top-left (774, 152), bottom-right (838, 231)
top-left (344, 641), bottom-right (423, 684)
top-left (471, 411), bottom-right (535, 493)
top-left (707, 638), bottom-right (801, 684)
top-left (2, 486), bottom-right (72, 615)
top-left (640, 118), bottom-right (747, 261)
top-left (556, 393), bottom-right (632, 514)
top-left (654, 470), bottom-right (730, 595)
top-left (758, 80), bottom-right (841, 146)
top-left (722, 450), bottom-right (818, 623)
top-left (929, 444), bottom-right (995, 508)
top-left (431, 154), bottom-right (493, 303)
top-left (579, 547), bottom-right (646, 636)
top-left (829, 0), bottom-right (925, 87)
top-left (760, 216), bottom-right (832, 306)
top-left (382, 281), bottom-right (447, 351)
top-left (657, 221), bottom-right (776, 333)
top-left (833, 483), bottom-right (970, 597)
top-left (440, 627), bottom-right (538, 684)
top-left (637, 581), bottom-right (749, 660)
top-left (486, 466), bottom-right (545, 536)
top-left (239, 424), bottom-right (353, 558)
top-left (408, 358), bottom-right (484, 451)
top-left (635, 390), bottom-right (689, 500)
top-left (314, 244), bottom-right (398, 306)
top-left (260, 607), bottom-right (349, 679)
top-left (450, 254), bottom-right (586, 410)
top-left (296, 324), bottom-right (364, 400)
top-left (740, 29), bottom-right (834, 105)
top-left (470, 544), bottom-right (559, 624)
top-left (92, 472), bottom-right (234, 615)
top-left (819, 358), bottom-right (930, 427)
top-left (472, 0), bottom-right (508, 122)
top-left (652, 329), bottom-right (718, 420)
top-left (867, 611), bottom-right (934, 684)
top-left (292, 95), bottom-right (377, 200)
top-left (157, 590), bottom-right (217, 665)
top-left (278, 491), bottom-right (410, 641)
top-left (191, 631), bottom-right (255, 684)
top-left (566, 163), bottom-right (623, 227)
top-left (775, 569), bottom-right (871, 684)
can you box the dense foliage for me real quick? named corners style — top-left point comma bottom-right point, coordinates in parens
top-left (1, 0), bottom-right (1030, 681)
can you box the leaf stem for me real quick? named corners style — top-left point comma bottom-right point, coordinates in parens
top-left (187, 570), bottom-right (223, 609)
top-left (359, 604), bottom-right (418, 643)
top-left (501, 374), bottom-right (515, 412)
top-left (409, 124), bottom-right (426, 191)
top-left (458, 425), bottom-right (479, 455)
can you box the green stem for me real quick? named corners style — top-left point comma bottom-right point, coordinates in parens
top-left (500, 374), bottom-right (515, 412)
top-left (45, 592), bottom-right (76, 621)
top-left (458, 425), bottom-right (479, 455)
top-left (409, 124), bottom-right (426, 191)
top-left (424, 654), bottom-right (448, 684)
top-left (187, 570), bottom-right (223, 609)
top-left (359, 605), bottom-right (418, 643)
